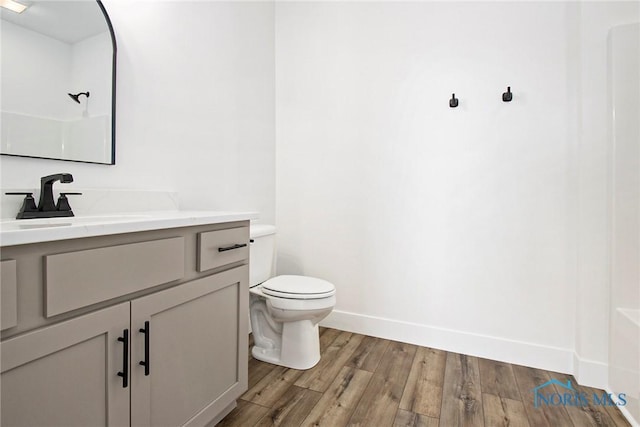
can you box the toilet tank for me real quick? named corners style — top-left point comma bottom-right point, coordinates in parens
top-left (250, 224), bottom-right (276, 286)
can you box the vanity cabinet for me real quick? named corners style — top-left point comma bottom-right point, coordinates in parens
top-left (131, 267), bottom-right (245, 426)
top-left (1, 302), bottom-right (130, 427)
top-left (0, 221), bottom-right (249, 427)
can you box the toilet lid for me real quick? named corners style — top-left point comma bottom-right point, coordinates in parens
top-left (262, 275), bottom-right (336, 299)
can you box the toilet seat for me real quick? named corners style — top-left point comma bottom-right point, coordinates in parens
top-left (262, 275), bottom-right (336, 300)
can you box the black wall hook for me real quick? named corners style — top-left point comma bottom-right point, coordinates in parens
top-left (449, 93), bottom-right (458, 108)
top-left (502, 86), bottom-right (513, 102)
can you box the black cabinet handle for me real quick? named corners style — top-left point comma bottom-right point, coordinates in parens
top-left (139, 321), bottom-right (150, 376)
top-left (218, 243), bottom-right (247, 252)
top-left (117, 329), bottom-right (129, 388)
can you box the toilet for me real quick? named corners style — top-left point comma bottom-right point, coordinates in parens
top-left (249, 224), bottom-right (336, 370)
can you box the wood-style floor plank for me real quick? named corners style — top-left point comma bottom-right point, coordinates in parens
top-left (438, 352), bottom-right (484, 427)
top-left (399, 346), bottom-right (447, 418)
top-left (294, 331), bottom-right (364, 392)
top-left (241, 365), bottom-right (303, 407)
top-left (254, 385), bottom-right (322, 427)
top-left (319, 327), bottom-right (341, 350)
top-left (223, 329), bottom-right (632, 427)
top-left (216, 399), bottom-right (270, 427)
top-left (347, 341), bottom-right (417, 427)
top-left (512, 364), bottom-right (574, 427)
top-left (602, 403), bottom-right (633, 427)
top-left (582, 385), bottom-right (632, 427)
top-left (549, 372), bottom-right (617, 427)
top-left (299, 366), bottom-right (372, 427)
top-left (248, 357), bottom-right (277, 389)
top-left (478, 357), bottom-right (521, 400)
top-left (346, 335), bottom-right (390, 372)
top-left (482, 393), bottom-right (530, 427)
top-left (393, 409), bottom-right (439, 427)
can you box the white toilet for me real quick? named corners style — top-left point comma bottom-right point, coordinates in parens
top-left (249, 224), bottom-right (336, 370)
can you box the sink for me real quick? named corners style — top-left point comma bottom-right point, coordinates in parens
top-left (12, 222), bottom-right (72, 230)
top-left (0, 214), bottom-right (153, 231)
top-left (57, 214), bottom-right (153, 223)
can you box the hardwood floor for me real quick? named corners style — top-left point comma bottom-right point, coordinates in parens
top-left (217, 328), bottom-right (631, 427)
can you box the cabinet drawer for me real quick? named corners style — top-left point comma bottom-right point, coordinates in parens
top-left (45, 237), bottom-right (185, 317)
top-left (1, 259), bottom-right (18, 330)
top-left (198, 227), bottom-right (249, 272)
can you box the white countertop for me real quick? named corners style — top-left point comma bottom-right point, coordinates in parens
top-left (0, 210), bottom-right (259, 246)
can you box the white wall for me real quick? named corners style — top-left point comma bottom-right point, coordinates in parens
top-left (276, 1), bottom-right (578, 372)
top-left (1, 1), bottom-right (276, 223)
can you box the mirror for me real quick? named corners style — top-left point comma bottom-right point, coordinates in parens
top-left (1, 0), bottom-right (116, 164)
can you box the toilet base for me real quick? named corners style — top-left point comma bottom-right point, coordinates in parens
top-left (252, 319), bottom-right (321, 370)
top-left (251, 346), bottom-right (282, 365)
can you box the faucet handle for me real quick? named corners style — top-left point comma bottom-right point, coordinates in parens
top-left (56, 192), bottom-right (82, 212)
top-left (5, 192), bottom-right (34, 197)
top-left (5, 192), bottom-right (38, 219)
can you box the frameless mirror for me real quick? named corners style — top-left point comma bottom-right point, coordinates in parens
top-left (1, 0), bottom-right (116, 164)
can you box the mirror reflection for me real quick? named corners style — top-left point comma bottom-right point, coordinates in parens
top-left (1, 0), bottom-right (116, 164)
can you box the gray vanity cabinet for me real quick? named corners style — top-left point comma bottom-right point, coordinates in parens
top-left (1, 302), bottom-right (131, 427)
top-left (0, 221), bottom-right (250, 427)
top-left (131, 266), bottom-right (248, 426)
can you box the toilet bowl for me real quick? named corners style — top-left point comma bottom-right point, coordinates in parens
top-left (249, 225), bottom-right (336, 370)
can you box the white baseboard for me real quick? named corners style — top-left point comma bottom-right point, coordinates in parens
top-left (573, 352), bottom-right (609, 389)
top-left (320, 309), bottom-right (574, 376)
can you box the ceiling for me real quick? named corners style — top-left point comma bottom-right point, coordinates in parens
top-left (1, 1), bottom-right (109, 44)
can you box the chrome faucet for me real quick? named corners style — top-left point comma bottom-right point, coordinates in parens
top-left (5, 173), bottom-right (81, 219)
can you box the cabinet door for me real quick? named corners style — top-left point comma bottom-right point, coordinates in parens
top-left (1, 302), bottom-right (130, 427)
top-left (131, 265), bottom-right (248, 427)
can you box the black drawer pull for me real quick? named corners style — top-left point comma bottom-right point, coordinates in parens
top-left (218, 243), bottom-right (247, 252)
top-left (139, 321), bottom-right (150, 376)
top-left (117, 329), bottom-right (129, 388)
